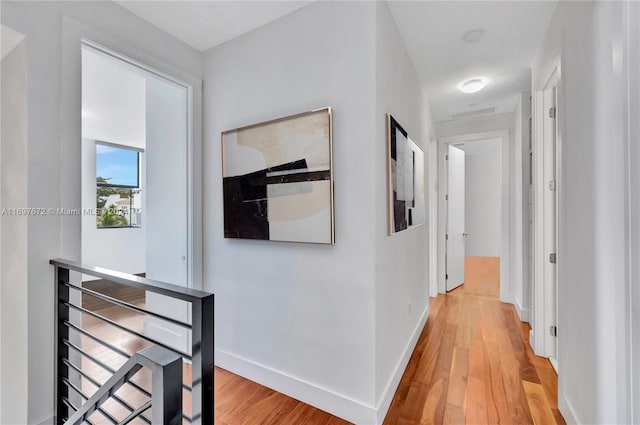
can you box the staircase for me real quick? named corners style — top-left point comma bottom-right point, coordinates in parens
top-left (51, 259), bottom-right (214, 425)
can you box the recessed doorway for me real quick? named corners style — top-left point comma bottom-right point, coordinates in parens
top-left (438, 131), bottom-right (511, 302)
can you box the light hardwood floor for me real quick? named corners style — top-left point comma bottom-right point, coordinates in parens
top-left (382, 288), bottom-right (565, 425)
top-left (75, 281), bottom-right (563, 425)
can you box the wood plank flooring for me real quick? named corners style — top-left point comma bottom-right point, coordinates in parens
top-left (462, 256), bottom-right (500, 299)
top-left (214, 368), bottom-right (351, 425)
top-left (74, 280), bottom-right (563, 425)
top-left (82, 276), bottom-right (145, 310)
top-left (383, 287), bottom-right (565, 425)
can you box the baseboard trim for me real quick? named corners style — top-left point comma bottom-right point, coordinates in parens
top-left (375, 303), bottom-right (430, 424)
top-left (514, 297), bottom-right (530, 323)
top-left (529, 329), bottom-right (535, 350)
top-left (33, 415), bottom-right (53, 425)
top-left (215, 349), bottom-right (377, 425)
top-left (144, 320), bottom-right (189, 355)
top-left (558, 392), bottom-right (579, 424)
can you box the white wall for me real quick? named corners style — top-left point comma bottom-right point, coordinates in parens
top-left (0, 37), bottom-right (28, 425)
top-left (436, 112), bottom-right (514, 139)
top-left (204, 2), bottom-right (434, 424)
top-left (462, 140), bottom-right (501, 257)
top-left (204, 2), bottom-right (378, 423)
top-left (532, 2), bottom-right (631, 423)
top-left (513, 92), bottom-right (532, 323)
top-left (0, 1), bottom-right (202, 423)
top-left (373, 2), bottom-right (435, 421)
top-left (81, 46), bottom-right (146, 277)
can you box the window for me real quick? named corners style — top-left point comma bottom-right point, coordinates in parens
top-left (96, 142), bottom-right (142, 228)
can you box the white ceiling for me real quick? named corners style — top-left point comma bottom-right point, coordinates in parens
top-left (115, 1), bottom-right (312, 52)
top-left (115, 1), bottom-right (557, 123)
top-left (388, 1), bottom-right (557, 121)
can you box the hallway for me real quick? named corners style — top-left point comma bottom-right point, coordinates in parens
top-left (383, 289), bottom-right (564, 425)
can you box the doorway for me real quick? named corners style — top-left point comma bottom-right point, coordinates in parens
top-left (459, 139), bottom-right (502, 298)
top-left (80, 41), bottom-right (192, 353)
top-left (437, 130), bottom-right (511, 302)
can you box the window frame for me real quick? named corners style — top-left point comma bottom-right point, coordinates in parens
top-left (95, 140), bottom-right (143, 229)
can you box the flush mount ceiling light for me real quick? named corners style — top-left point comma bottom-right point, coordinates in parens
top-left (459, 78), bottom-right (486, 94)
top-left (462, 29), bottom-right (485, 44)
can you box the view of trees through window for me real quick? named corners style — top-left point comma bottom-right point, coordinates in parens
top-left (96, 142), bottom-right (142, 228)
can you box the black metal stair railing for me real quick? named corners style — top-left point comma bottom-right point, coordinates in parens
top-left (51, 259), bottom-right (214, 425)
top-left (64, 345), bottom-right (182, 425)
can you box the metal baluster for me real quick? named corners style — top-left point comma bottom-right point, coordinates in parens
top-left (191, 294), bottom-right (214, 425)
top-left (55, 266), bottom-right (70, 425)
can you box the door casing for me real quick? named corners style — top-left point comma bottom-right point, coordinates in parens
top-left (532, 56), bottom-right (562, 366)
top-left (61, 17), bottom-right (203, 290)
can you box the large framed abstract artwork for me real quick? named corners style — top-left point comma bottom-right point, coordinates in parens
top-left (386, 113), bottom-right (425, 234)
top-left (222, 107), bottom-right (334, 244)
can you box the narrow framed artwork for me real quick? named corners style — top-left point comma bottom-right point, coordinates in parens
top-left (221, 107), bottom-right (334, 244)
top-left (386, 113), bottom-right (425, 235)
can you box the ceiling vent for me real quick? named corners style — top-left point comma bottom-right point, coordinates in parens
top-left (451, 107), bottom-right (496, 120)
top-left (462, 29), bottom-right (485, 44)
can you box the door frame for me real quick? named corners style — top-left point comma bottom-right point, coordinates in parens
top-left (60, 17), bottom-right (203, 290)
top-left (531, 56), bottom-right (562, 364)
top-left (628, 2), bottom-right (640, 421)
top-left (436, 130), bottom-right (511, 302)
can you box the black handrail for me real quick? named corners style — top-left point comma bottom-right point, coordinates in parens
top-left (51, 259), bottom-right (214, 425)
top-left (50, 258), bottom-right (211, 301)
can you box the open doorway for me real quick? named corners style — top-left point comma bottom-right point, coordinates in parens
top-left (438, 130), bottom-right (511, 301)
top-left (80, 41), bottom-right (192, 353)
top-left (81, 45), bottom-right (147, 311)
top-left (456, 139), bottom-right (502, 298)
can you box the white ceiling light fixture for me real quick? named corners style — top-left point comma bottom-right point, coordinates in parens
top-left (462, 29), bottom-right (485, 44)
top-left (459, 78), bottom-right (487, 94)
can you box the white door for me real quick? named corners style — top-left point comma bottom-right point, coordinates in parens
top-left (144, 73), bottom-right (191, 354)
top-left (446, 145), bottom-right (466, 291)
top-left (544, 87), bottom-right (558, 364)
